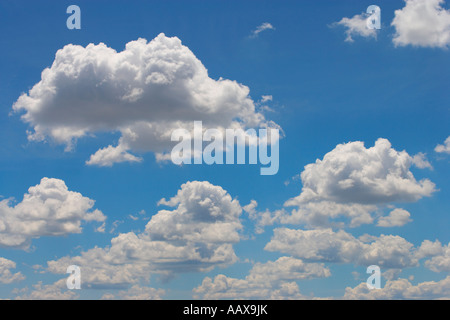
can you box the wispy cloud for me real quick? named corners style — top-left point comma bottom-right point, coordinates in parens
top-left (250, 22), bottom-right (275, 38)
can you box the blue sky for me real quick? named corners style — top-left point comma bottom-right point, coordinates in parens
top-left (0, 0), bottom-right (449, 299)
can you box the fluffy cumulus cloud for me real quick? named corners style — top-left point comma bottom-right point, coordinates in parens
top-left (377, 208), bottom-right (412, 227)
top-left (287, 139), bottom-right (435, 205)
top-left (251, 138), bottom-right (435, 229)
top-left (193, 256), bottom-right (330, 299)
top-left (343, 276), bottom-right (450, 300)
top-left (435, 136), bottom-right (450, 154)
top-left (13, 33), bottom-right (277, 166)
top-left (392, 0), bottom-right (450, 48)
top-left (0, 257), bottom-right (25, 284)
top-left (46, 181), bottom-right (243, 288)
top-left (265, 228), bottom-right (419, 269)
top-left (417, 240), bottom-right (450, 273)
top-left (0, 178), bottom-right (106, 249)
top-left (334, 12), bottom-right (377, 42)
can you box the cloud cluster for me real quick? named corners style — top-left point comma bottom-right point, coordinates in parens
top-left (101, 285), bottom-right (165, 300)
top-left (193, 256), bottom-right (329, 299)
top-left (392, 0), bottom-right (450, 48)
top-left (417, 240), bottom-right (450, 273)
top-left (265, 228), bottom-right (419, 269)
top-left (344, 276), bottom-right (450, 300)
top-left (46, 181), bottom-right (243, 288)
top-left (13, 34), bottom-right (276, 166)
top-left (0, 257), bottom-right (25, 284)
top-left (14, 279), bottom-right (78, 300)
top-left (335, 0), bottom-right (450, 49)
top-left (0, 178), bottom-right (106, 249)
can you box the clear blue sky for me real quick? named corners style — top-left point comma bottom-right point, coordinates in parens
top-left (0, 0), bottom-right (449, 299)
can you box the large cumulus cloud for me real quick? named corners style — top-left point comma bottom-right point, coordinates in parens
top-left (250, 138), bottom-right (435, 230)
top-left (13, 34), bottom-right (277, 166)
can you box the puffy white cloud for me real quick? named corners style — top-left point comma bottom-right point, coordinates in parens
top-left (286, 139), bottom-right (435, 206)
top-left (46, 181), bottom-right (243, 288)
top-left (13, 34), bottom-right (276, 166)
top-left (101, 285), bottom-right (165, 300)
top-left (411, 152), bottom-right (433, 169)
top-left (253, 138), bottom-right (435, 229)
top-left (435, 136), bottom-right (450, 154)
top-left (265, 228), bottom-right (419, 269)
top-left (193, 256), bottom-right (329, 299)
top-left (334, 13), bottom-right (377, 42)
top-left (0, 257), bottom-right (25, 284)
top-left (392, 0), bottom-right (450, 48)
top-left (416, 239), bottom-right (445, 259)
top-left (343, 276), bottom-right (450, 300)
top-left (0, 178), bottom-right (106, 249)
top-left (86, 143), bottom-right (142, 167)
top-left (419, 241), bottom-right (450, 273)
top-left (377, 208), bottom-right (412, 227)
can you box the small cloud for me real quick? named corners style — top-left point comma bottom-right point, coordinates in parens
top-left (333, 13), bottom-right (377, 42)
top-left (251, 22), bottom-right (275, 38)
top-left (261, 95), bottom-right (273, 103)
top-left (128, 215), bottom-right (139, 221)
top-left (412, 152), bottom-right (433, 169)
top-left (377, 208), bottom-right (412, 227)
top-left (284, 173), bottom-right (301, 186)
top-left (435, 136), bottom-right (450, 154)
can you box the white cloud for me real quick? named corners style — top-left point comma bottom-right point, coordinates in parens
top-left (265, 228), bottom-right (419, 269)
top-left (86, 143), bottom-right (142, 167)
top-left (101, 285), bottom-right (165, 300)
top-left (435, 136), bottom-right (450, 154)
top-left (377, 208), bottom-right (412, 227)
top-left (335, 13), bottom-right (377, 42)
top-left (411, 152), bottom-right (433, 169)
top-left (193, 256), bottom-right (329, 299)
top-left (0, 178), bottom-right (106, 249)
top-left (416, 239), bottom-right (445, 259)
top-left (392, 0), bottom-right (450, 48)
top-left (421, 241), bottom-right (450, 273)
top-left (261, 95), bottom-right (273, 103)
top-left (253, 138), bottom-right (435, 230)
top-left (286, 139), bottom-right (435, 206)
top-left (343, 276), bottom-right (450, 300)
top-left (251, 23), bottom-right (275, 38)
top-left (14, 279), bottom-right (78, 300)
top-left (0, 257), bottom-right (25, 284)
top-left (13, 34), bottom-right (276, 166)
top-left (46, 181), bottom-right (243, 288)
top-left (413, 239), bottom-right (450, 273)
